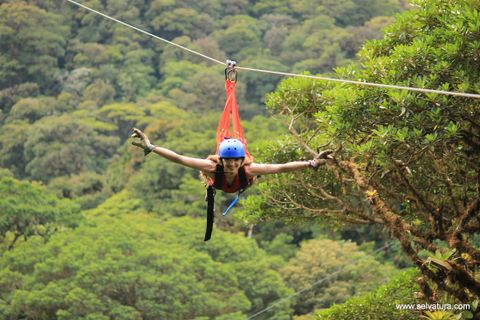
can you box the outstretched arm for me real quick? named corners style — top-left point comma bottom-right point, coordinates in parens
top-left (131, 128), bottom-right (216, 172)
top-left (247, 161), bottom-right (312, 175)
top-left (151, 146), bottom-right (216, 172)
top-left (246, 150), bottom-right (333, 176)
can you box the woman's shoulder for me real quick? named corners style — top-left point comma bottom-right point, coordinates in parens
top-left (242, 162), bottom-right (256, 176)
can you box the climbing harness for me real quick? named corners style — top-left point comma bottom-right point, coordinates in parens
top-left (204, 61), bottom-right (253, 241)
top-left (204, 164), bottom-right (250, 241)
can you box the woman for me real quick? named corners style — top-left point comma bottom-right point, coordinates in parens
top-left (131, 127), bottom-right (332, 240)
top-left (131, 127), bottom-right (332, 192)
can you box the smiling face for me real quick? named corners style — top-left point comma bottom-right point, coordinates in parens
top-left (221, 157), bottom-right (245, 174)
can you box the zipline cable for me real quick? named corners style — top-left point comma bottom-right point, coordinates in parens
top-left (65, 0), bottom-right (480, 100)
top-left (236, 66), bottom-right (480, 99)
top-left (247, 241), bottom-right (398, 320)
top-left (65, 0), bottom-right (224, 65)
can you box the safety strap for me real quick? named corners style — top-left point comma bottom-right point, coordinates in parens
top-left (238, 166), bottom-right (249, 190)
top-left (213, 164), bottom-right (224, 189)
top-left (222, 194), bottom-right (240, 216)
top-left (204, 186), bottom-right (215, 241)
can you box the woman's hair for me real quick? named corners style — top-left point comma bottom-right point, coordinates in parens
top-left (199, 154), bottom-right (254, 186)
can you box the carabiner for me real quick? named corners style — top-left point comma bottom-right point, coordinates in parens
top-left (225, 59), bottom-right (238, 82)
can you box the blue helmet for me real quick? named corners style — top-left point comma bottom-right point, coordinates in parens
top-left (218, 139), bottom-right (245, 158)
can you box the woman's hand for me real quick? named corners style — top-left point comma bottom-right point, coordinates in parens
top-left (131, 127), bottom-right (156, 156)
top-left (309, 149), bottom-right (334, 170)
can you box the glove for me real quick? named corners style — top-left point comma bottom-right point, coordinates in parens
top-left (131, 127), bottom-right (156, 156)
top-left (309, 149), bottom-right (334, 170)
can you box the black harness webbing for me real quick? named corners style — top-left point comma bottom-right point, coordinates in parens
top-left (204, 164), bottom-right (249, 241)
top-left (204, 186), bottom-right (215, 241)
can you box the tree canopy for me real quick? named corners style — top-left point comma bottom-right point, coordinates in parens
top-left (0, 176), bottom-right (82, 251)
top-left (0, 215), bottom-right (293, 319)
top-left (257, 0), bottom-right (480, 305)
top-left (281, 239), bottom-right (397, 314)
top-left (3, 0), bottom-right (478, 318)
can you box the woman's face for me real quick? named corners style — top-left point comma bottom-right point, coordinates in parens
top-left (221, 158), bottom-right (244, 173)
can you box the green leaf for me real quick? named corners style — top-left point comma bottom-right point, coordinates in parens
top-left (445, 121), bottom-right (459, 136)
top-left (471, 300), bottom-right (478, 312)
top-left (425, 133), bottom-right (437, 143)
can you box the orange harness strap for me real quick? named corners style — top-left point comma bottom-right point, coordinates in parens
top-left (215, 79), bottom-right (251, 158)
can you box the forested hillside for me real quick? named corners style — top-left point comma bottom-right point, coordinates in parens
top-left (1, 0), bottom-right (479, 319)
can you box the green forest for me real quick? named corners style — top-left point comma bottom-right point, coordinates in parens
top-left (0, 0), bottom-right (479, 319)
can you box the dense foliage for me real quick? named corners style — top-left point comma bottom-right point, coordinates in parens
top-left (0, 0), bottom-right (404, 105)
top-left (0, 215), bottom-right (293, 319)
top-left (281, 239), bottom-right (397, 314)
top-left (5, 0), bottom-right (469, 318)
top-left (0, 0), bottom-right (406, 188)
top-left (260, 0), bottom-right (480, 309)
top-left (0, 176), bottom-right (82, 250)
top-left (316, 268), bottom-right (420, 320)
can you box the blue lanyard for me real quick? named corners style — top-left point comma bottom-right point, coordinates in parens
top-left (222, 193), bottom-right (240, 216)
